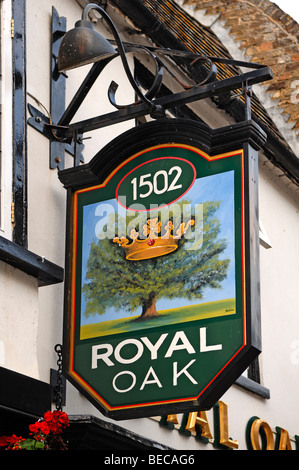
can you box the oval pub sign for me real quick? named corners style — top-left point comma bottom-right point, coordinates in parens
top-left (116, 156), bottom-right (196, 210)
top-left (61, 120), bottom-right (261, 420)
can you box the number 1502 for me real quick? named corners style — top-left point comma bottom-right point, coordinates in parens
top-left (131, 166), bottom-right (182, 200)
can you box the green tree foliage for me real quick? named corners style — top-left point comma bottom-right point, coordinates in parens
top-left (82, 200), bottom-right (230, 320)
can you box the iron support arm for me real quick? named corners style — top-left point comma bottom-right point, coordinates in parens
top-left (52, 65), bottom-right (272, 141)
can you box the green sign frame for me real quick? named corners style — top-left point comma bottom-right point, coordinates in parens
top-left (60, 119), bottom-right (264, 419)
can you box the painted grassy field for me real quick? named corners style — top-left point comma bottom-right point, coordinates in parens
top-left (80, 298), bottom-right (236, 340)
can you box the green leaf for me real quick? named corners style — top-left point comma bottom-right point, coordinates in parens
top-left (20, 438), bottom-right (45, 450)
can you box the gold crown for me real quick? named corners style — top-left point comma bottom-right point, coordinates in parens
top-left (113, 217), bottom-right (194, 261)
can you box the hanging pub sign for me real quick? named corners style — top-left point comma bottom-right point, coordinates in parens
top-left (59, 119), bottom-right (265, 420)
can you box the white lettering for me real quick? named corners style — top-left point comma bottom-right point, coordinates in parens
top-left (165, 331), bottom-right (196, 358)
top-left (114, 339), bottom-right (144, 364)
top-left (184, 203), bottom-right (203, 250)
top-left (140, 366), bottom-right (162, 390)
top-left (91, 327), bottom-right (222, 370)
top-left (131, 166), bottom-right (183, 201)
top-left (91, 197), bottom-right (201, 252)
top-left (91, 344), bottom-right (114, 368)
top-left (112, 371), bottom-right (136, 393)
top-left (104, 455), bottom-right (139, 466)
top-left (141, 334), bottom-right (168, 359)
top-left (173, 360), bottom-right (198, 386)
top-left (126, 211), bottom-right (148, 239)
top-left (94, 203), bottom-right (115, 239)
top-left (200, 327), bottom-right (222, 352)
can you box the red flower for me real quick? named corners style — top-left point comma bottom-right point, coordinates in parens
top-left (43, 410), bottom-right (69, 434)
top-left (0, 434), bottom-right (24, 449)
top-left (0, 435), bottom-right (11, 447)
top-left (0, 410), bottom-right (69, 450)
top-left (43, 411), bottom-right (53, 422)
top-left (29, 421), bottom-right (50, 436)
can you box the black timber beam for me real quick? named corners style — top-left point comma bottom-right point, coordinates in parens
top-left (0, 367), bottom-right (52, 435)
top-left (0, 235), bottom-right (63, 287)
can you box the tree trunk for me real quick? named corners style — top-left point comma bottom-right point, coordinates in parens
top-left (138, 293), bottom-right (158, 320)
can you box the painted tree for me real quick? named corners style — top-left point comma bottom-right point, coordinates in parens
top-left (82, 200), bottom-right (230, 321)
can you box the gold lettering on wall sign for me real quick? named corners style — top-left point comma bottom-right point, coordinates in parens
top-left (250, 418), bottom-right (274, 450)
top-left (218, 401), bottom-right (239, 449)
top-left (185, 411), bottom-right (213, 439)
top-left (160, 405), bottom-right (299, 450)
top-left (275, 427), bottom-right (292, 450)
top-left (166, 415), bottom-right (179, 425)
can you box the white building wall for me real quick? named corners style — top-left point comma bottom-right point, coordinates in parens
top-left (0, 0), bottom-right (298, 451)
top-left (0, 262), bottom-right (39, 377)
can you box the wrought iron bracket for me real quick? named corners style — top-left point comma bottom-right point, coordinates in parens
top-left (28, 7), bottom-right (84, 170)
top-left (28, 102), bottom-right (85, 168)
top-left (27, 7), bottom-right (273, 170)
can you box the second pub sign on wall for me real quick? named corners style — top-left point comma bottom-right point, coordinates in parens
top-left (59, 119), bottom-right (265, 419)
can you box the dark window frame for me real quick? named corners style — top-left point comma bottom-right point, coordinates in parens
top-left (0, 1), bottom-right (64, 286)
top-left (12, 0), bottom-right (27, 247)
